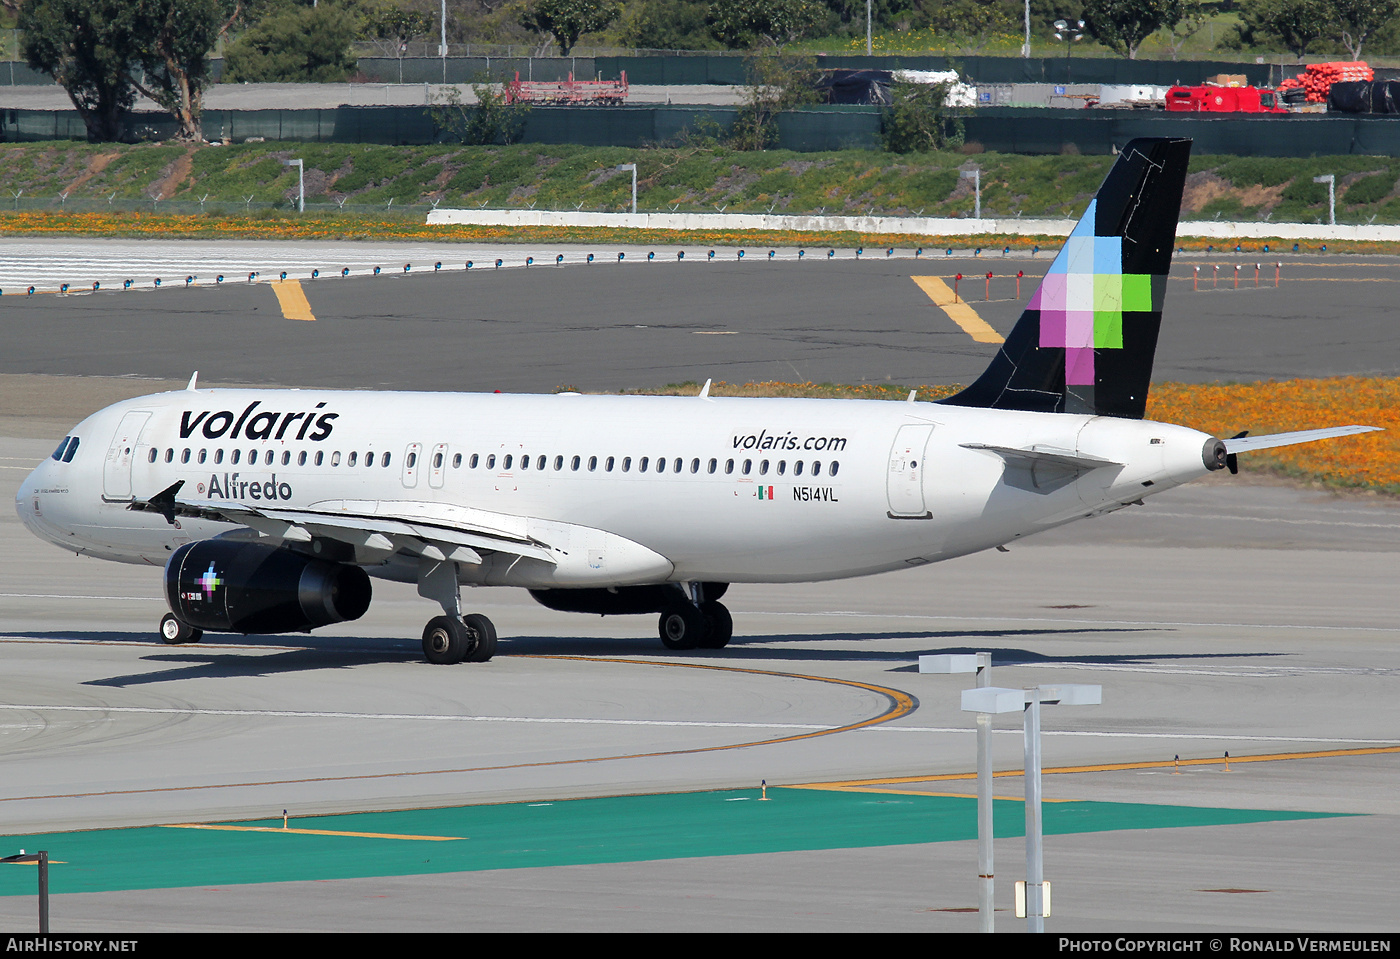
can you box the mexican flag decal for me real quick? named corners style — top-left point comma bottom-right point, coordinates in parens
top-left (758, 485), bottom-right (775, 500)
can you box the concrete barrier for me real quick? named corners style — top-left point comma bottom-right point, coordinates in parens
top-left (427, 208), bottom-right (1400, 242)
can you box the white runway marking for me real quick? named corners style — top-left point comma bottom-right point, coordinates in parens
top-left (743, 610), bottom-right (1400, 634)
top-left (0, 704), bottom-right (1390, 746)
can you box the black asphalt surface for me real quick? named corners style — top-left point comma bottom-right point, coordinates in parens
top-left (0, 254), bottom-right (1395, 392)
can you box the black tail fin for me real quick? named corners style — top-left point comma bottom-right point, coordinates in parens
top-left (939, 137), bottom-right (1191, 419)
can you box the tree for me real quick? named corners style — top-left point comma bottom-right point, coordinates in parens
top-left (1081, 0), bottom-right (1175, 59)
top-left (360, 2), bottom-right (434, 56)
top-left (707, 0), bottom-right (822, 49)
top-left (20, 0), bottom-right (144, 141)
top-left (518, 0), bottom-right (621, 55)
top-left (924, 0), bottom-right (1015, 55)
top-left (728, 48), bottom-right (819, 150)
top-left (1160, 0), bottom-right (1209, 61)
top-left (130, 1), bottom-right (244, 142)
top-left (1331, 0), bottom-right (1400, 59)
top-left (429, 78), bottom-right (530, 145)
top-left (1231, 0), bottom-right (1332, 60)
top-left (880, 79), bottom-right (964, 153)
top-left (224, 3), bottom-right (359, 82)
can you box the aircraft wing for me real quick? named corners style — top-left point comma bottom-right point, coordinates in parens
top-left (131, 485), bottom-right (558, 566)
top-left (1223, 425), bottom-right (1381, 454)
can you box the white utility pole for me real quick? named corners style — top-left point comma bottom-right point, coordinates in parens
top-left (282, 158), bottom-right (304, 213)
top-left (617, 163), bottom-right (637, 214)
top-left (1313, 174), bottom-right (1336, 225)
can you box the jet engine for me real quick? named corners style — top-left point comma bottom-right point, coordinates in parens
top-left (529, 582), bottom-right (728, 615)
top-left (165, 540), bottom-right (372, 634)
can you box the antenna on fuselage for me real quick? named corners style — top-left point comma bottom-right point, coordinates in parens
top-left (699, 378), bottom-right (711, 399)
top-left (185, 371), bottom-right (199, 392)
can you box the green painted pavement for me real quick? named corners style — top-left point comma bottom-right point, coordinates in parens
top-left (0, 788), bottom-right (1348, 895)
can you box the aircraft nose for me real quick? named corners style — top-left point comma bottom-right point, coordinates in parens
top-left (15, 458), bottom-right (54, 537)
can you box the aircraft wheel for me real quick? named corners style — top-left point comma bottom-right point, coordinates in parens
top-left (658, 604), bottom-right (707, 650)
top-left (159, 613), bottom-right (202, 645)
top-left (423, 615), bottom-right (468, 664)
top-left (698, 602), bottom-right (733, 649)
top-left (463, 613), bottom-right (497, 663)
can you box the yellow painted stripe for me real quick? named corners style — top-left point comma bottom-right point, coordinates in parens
top-left (785, 784), bottom-right (1075, 802)
top-left (164, 824), bottom-right (462, 841)
top-left (270, 279), bottom-right (315, 321)
top-left (911, 276), bottom-right (1003, 344)
top-left (788, 744), bottom-right (1400, 790)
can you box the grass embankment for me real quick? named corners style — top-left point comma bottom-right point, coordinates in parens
top-left (3, 142), bottom-right (1400, 249)
top-left (633, 377), bottom-right (1398, 495)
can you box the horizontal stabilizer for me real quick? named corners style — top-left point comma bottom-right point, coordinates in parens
top-left (1223, 425), bottom-right (1381, 454)
top-left (960, 443), bottom-right (1121, 471)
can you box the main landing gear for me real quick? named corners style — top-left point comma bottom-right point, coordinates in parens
top-left (658, 583), bottom-right (733, 650)
top-left (422, 613), bottom-right (498, 665)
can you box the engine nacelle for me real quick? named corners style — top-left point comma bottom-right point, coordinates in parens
top-left (530, 582), bottom-right (728, 616)
top-left (165, 540), bottom-right (372, 634)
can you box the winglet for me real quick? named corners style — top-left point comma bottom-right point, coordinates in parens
top-left (129, 480), bottom-right (185, 525)
top-left (186, 371), bottom-right (199, 391)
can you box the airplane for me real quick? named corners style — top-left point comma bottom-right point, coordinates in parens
top-left (15, 137), bottom-right (1378, 664)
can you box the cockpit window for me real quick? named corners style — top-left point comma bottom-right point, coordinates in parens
top-left (51, 436), bottom-right (71, 461)
top-left (62, 437), bottom-right (79, 463)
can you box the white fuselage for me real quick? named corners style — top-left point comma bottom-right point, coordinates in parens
top-left (16, 388), bottom-right (1216, 588)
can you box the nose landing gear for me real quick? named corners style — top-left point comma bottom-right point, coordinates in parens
top-left (159, 612), bottom-right (202, 645)
top-left (657, 583), bottom-right (733, 650)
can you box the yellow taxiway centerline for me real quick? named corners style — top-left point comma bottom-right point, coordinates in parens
top-left (163, 823), bottom-right (463, 841)
top-left (270, 279), bottom-right (316, 321)
top-left (911, 276), bottom-right (1004, 344)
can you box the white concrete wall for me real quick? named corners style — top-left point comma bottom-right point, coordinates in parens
top-left (427, 208), bottom-right (1400, 242)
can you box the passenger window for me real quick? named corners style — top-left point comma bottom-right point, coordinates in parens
top-left (830, 461), bottom-right (840, 476)
top-left (165, 448), bottom-right (174, 463)
top-left (432, 451), bottom-right (442, 469)
top-left (407, 451), bottom-right (417, 469)
top-left (298, 451), bottom-right (307, 466)
top-left (571, 455), bottom-right (580, 471)
top-left (742, 459), bottom-right (751, 475)
top-left (794, 461), bottom-right (804, 476)
top-left (708, 458), bottom-right (717, 474)
top-left (606, 456), bottom-right (615, 471)
top-left (554, 455), bottom-right (563, 470)
top-left (366, 451), bottom-right (375, 467)
top-left (331, 451), bottom-right (342, 467)
top-left (282, 451), bottom-right (291, 466)
top-left (181, 448), bottom-right (190, 464)
top-left (470, 453), bottom-right (479, 469)
top-left (503, 454), bottom-right (513, 470)
top-left (520, 454), bottom-right (529, 470)
top-left (231, 449), bottom-right (241, 465)
top-left (452, 453), bottom-right (462, 468)
top-left (486, 454), bottom-right (496, 469)
top-left (812, 461), bottom-right (821, 476)
top-left (655, 458), bottom-right (665, 473)
top-left (690, 458), bottom-right (700, 474)
top-left (759, 460), bottom-right (769, 475)
top-left (265, 450), bottom-right (274, 466)
top-left (348, 452), bottom-right (358, 467)
top-left (197, 449), bottom-right (207, 464)
top-left (777, 460), bottom-right (786, 475)
top-left (588, 456), bottom-right (598, 471)
top-left (248, 448), bottom-right (257, 463)
top-left (639, 456), bottom-right (649, 471)
top-left (315, 451), bottom-right (324, 466)
top-left (148, 448), bottom-right (158, 464)
top-left (382, 452), bottom-right (391, 468)
top-left (673, 458), bottom-right (682, 473)
top-left (622, 457), bottom-right (632, 472)
top-left (214, 449), bottom-right (224, 465)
